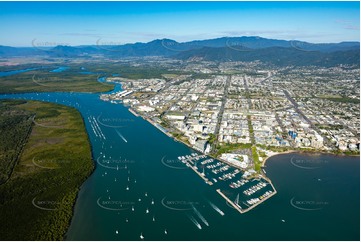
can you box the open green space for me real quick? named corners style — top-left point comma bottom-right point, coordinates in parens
top-left (315, 95), bottom-right (360, 104)
top-left (0, 100), bottom-right (94, 240)
top-left (213, 142), bottom-right (252, 157)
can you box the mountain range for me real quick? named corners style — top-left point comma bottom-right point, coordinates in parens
top-left (0, 36), bottom-right (359, 67)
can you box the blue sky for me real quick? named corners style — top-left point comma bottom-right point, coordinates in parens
top-left (0, 1), bottom-right (359, 46)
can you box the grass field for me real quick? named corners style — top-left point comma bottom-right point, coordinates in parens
top-left (0, 100), bottom-right (94, 240)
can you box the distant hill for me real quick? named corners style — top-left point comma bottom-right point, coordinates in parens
top-left (0, 36), bottom-right (359, 67)
top-left (174, 46), bottom-right (360, 67)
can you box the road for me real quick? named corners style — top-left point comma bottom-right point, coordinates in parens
top-left (283, 89), bottom-right (335, 148)
top-left (212, 75), bottom-right (231, 151)
top-left (243, 77), bottom-right (255, 145)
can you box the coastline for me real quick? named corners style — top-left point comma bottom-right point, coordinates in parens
top-left (261, 149), bottom-right (360, 168)
top-left (64, 110), bottom-right (96, 240)
top-left (261, 150), bottom-right (298, 167)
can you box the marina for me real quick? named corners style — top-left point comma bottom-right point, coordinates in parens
top-left (176, 153), bottom-right (277, 214)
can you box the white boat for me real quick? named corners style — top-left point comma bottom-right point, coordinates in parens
top-left (192, 205), bottom-right (209, 226)
top-left (115, 230), bottom-right (119, 234)
top-left (164, 229), bottom-right (168, 234)
top-left (152, 216), bottom-right (155, 222)
top-left (126, 186), bottom-right (129, 191)
top-left (145, 192), bottom-right (148, 197)
top-left (140, 233), bottom-right (144, 240)
top-left (131, 206), bottom-right (134, 211)
top-left (151, 199), bottom-right (154, 205)
top-left (208, 201), bottom-right (225, 216)
top-left (188, 215), bottom-right (202, 230)
top-left (146, 208), bottom-right (149, 214)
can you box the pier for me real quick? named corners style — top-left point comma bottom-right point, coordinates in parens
top-left (216, 189), bottom-right (244, 213)
top-left (216, 173), bottom-right (278, 214)
top-left (179, 155), bottom-right (213, 185)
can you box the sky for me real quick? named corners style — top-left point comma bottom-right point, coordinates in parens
top-left (0, 1), bottom-right (359, 47)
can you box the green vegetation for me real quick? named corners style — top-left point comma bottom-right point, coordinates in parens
top-left (316, 94), bottom-right (343, 99)
top-left (213, 142), bottom-right (252, 156)
top-left (252, 146), bottom-right (261, 171)
top-left (0, 67), bottom-right (113, 94)
top-left (159, 114), bottom-right (171, 129)
top-left (0, 100), bottom-right (94, 240)
top-left (207, 133), bottom-right (217, 146)
top-left (319, 96), bottom-right (360, 104)
top-left (188, 73), bottom-right (214, 79)
top-left (247, 115), bottom-right (256, 145)
top-left (343, 150), bottom-right (360, 156)
top-left (259, 145), bottom-right (290, 153)
top-left (90, 63), bottom-right (185, 80)
top-left (315, 124), bottom-right (344, 130)
top-left (170, 132), bottom-right (183, 139)
top-left (0, 100), bottom-right (34, 184)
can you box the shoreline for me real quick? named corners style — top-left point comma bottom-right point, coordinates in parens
top-left (261, 149), bottom-right (360, 168)
top-left (63, 109), bottom-right (97, 239)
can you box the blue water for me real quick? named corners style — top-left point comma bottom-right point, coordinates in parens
top-left (0, 68), bottom-right (38, 77)
top-left (0, 81), bottom-right (359, 240)
top-left (50, 66), bottom-right (69, 73)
